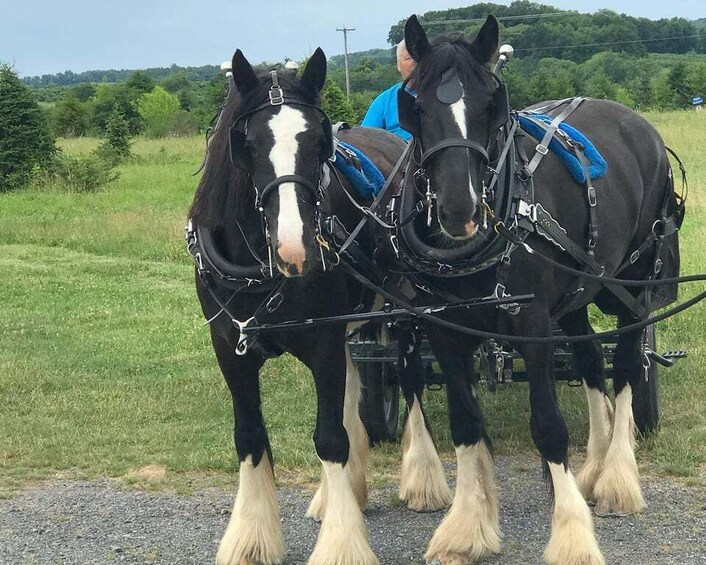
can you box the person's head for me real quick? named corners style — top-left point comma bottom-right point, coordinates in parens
top-left (396, 40), bottom-right (416, 80)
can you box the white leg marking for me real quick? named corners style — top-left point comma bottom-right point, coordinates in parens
top-left (594, 384), bottom-right (645, 516)
top-left (217, 453), bottom-right (283, 565)
top-left (308, 462), bottom-right (378, 565)
top-left (577, 384), bottom-right (614, 501)
top-left (308, 343), bottom-right (369, 520)
top-left (399, 395), bottom-right (451, 511)
top-left (425, 442), bottom-right (501, 563)
top-left (269, 107), bottom-right (307, 269)
top-left (307, 467), bottom-right (328, 522)
top-left (544, 462), bottom-right (605, 565)
top-left (344, 343), bottom-right (369, 509)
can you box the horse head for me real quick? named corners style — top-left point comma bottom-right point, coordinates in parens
top-left (229, 48), bottom-right (331, 277)
top-left (400, 15), bottom-right (505, 241)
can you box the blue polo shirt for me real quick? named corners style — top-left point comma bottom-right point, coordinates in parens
top-left (361, 82), bottom-right (412, 141)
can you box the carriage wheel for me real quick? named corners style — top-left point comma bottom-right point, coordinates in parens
top-left (358, 361), bottom-right (400, 444)
top-left (632, 324), bottom-right (660, 434)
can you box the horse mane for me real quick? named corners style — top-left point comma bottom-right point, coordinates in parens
top-left (188, 68), bottom-right (318, 228)
top-left (410, 37), bottom-right (495, 105)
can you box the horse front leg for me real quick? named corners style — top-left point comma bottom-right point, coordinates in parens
top-left (423, 330), bottom-right (500, 564)
top-left (397, 323), bottom-right (451, 512)
top-left (307, 338), bottom-right (370, 520)
top-left (592, 313), bottom-right (646, 516)
top-left (558, 307), bottom-right (614, 501)
top-left (515, 310), bottom-right (604, 565)
top-left (211, 331), bottom-right (283, 565)
top-left (303, 327), bottom-right (378, 565)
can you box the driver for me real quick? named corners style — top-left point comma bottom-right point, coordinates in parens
top-left (361, 40), bottom-right (416, 140)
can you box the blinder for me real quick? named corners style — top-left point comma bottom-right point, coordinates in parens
top-left (490, 77), bottom-right (510, 132)
top-left (229, 125), bottom-right (250, 171)
top-left (397, 86), bottom-right (420, 140)
top-left (436, 67), bottom-right (464, 104)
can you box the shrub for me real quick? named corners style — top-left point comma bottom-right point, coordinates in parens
top-left (42, 152), bottom-right (119, 193)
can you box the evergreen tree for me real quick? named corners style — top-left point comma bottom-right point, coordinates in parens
top-left (320, 79), bottom-right (356, 124)
top-left (0, 65), bottom-right (56, 191)
top-left (95, 103), bottom-right (132, 163)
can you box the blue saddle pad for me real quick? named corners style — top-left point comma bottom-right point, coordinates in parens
top-left (517, 113), bottom-right (607, 184)
top-left (332, 141), bottom-right (385, 199)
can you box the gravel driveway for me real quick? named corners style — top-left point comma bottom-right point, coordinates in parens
top-left (1, 456), bottom-right (704, 564)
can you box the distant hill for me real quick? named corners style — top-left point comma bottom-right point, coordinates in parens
top-left (328, 48), bottom-right (395, 71)
top-left (22, 2), bottom-right (705, 89)
top-left (22, 64), bottom-right (221, 89)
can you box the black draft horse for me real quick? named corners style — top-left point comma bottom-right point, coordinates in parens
top-left (382, 15), bottom-right (682, 565)
top-left (188, 49), bottom-right (403, 564)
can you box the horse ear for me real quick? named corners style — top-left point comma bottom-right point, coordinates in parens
top-left (301, 48), bottom-right (327, 97)
top-left (469, 15), bottom-right (499, 65)
top-left (404, 15), bottom-right (431, 61)
top-left (232, 49), bottom-right (258, 94)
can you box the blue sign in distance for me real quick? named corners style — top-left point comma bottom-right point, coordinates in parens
top-left (692, 96), bottom-right (704, 106)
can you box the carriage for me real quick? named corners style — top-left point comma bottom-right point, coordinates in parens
top-left (351, 321), bottom-right (686, 443)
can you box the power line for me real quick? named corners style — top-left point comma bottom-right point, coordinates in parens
top-left (419, 11), bottom-right (579, 26)
top-left (514, 33), bottom-right (702, 53)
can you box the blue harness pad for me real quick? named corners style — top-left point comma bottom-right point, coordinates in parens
top-left (332, 141), bottom-right (385, 199)
top-left (517, 113), bottom-right (607, 184)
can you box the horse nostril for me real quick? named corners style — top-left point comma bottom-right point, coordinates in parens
top-left (465, 220), bottom-right (478, 236)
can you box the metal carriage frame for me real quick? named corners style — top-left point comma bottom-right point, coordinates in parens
top-left (350, 322), bottom-right (687, 443)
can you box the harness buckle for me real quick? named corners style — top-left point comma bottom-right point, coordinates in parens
top-left (629, 250), bottom-right (640, 264)
top-left (390, 234), bottom-right (400, 258)
top-left (195, 252), bottom-right (205, 272)
top-left (535, 143), bottom-right (549, 156)
top-left (269, 87), bottom-right (284, 106)
top-left (587, 186), bottom-right (597, 207)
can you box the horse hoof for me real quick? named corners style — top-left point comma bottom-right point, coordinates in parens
top-left (424, 553), bottom-right (474, 565)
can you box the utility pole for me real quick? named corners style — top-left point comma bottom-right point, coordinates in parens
top-left (336, 26), bottom-right (356, 98)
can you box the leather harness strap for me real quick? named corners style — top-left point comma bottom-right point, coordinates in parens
top-left (523, 97), bottom-right (586, 178)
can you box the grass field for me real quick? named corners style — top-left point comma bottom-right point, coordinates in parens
top-left (0, 110), bottom-right (704, 495)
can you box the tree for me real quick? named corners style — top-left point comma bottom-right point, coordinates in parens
top-left (320, 79), bottom-right (356, 124)
top-left (667, 63), bottom-right (691, 108)
top-left (90, 82), bottom-right (143, 134)
top-left (51, 91), bottom-right (90, 137)
top-left (96, 103), bottom-right (132, 162)
top-left (0, 65), bottom-right (56, 191)
top-left (137, 86), bottom-right (183, 138)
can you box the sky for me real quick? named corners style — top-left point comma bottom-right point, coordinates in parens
top-left (1, 0), bottom-right (702, 78)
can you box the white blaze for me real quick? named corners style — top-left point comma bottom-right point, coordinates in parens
top-left (449, 97), bottom-right (478, 207)
top-left (268, 106), bottom-right (307, 254)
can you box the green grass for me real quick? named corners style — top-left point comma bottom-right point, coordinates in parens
top-left (0, 113), bottom-right (704, 495)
